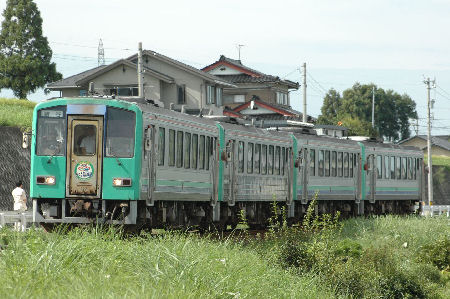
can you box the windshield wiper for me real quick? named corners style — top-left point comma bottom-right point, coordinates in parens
top-left (47, 138), bottom-right (64, 164)
top-left (109, 148), bottom-right (122, 166)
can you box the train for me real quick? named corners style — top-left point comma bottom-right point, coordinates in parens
top-left (30, 97), bottom-right (425, 229)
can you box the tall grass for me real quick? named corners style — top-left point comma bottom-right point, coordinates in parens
top-left (253, 214), bottom-right (450, 299)
top-left (0, 97), bottom-right (35, 130)
top-left (0, 226), bottom-right (331, 299)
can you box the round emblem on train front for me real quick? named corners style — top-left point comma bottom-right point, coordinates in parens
top-left (75, 161), bottom-right (94, 180)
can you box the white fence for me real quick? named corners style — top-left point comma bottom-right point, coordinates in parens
top-left (0, 211), bottom-right (33, 232)
top-left (421, 205), bottom-right (450, 217)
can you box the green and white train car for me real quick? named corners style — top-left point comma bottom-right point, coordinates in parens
top-left (30, 97), bottom-right (425, 228)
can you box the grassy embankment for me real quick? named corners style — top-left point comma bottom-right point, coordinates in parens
top-left (0, 214), bottom-right (449, 298)
top-left (0, 97), bottom-right (36, 130)
top-left (425, 155), bottom-right (450, 170)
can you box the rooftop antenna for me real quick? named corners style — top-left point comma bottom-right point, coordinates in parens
top-left (98, 39), bottom-right (105, 66)
top-left (236, 44), bottom-right (245, 61)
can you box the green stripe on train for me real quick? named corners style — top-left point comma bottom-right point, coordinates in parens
top-left (156, 180), bottom-right (212, 188)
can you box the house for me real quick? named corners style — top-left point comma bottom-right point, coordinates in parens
top-left (202, 55), bottom-right (299, 109)
top-left (224, 97), bottom-right (315, 125)
top-left (314, 124), bottom-right (348, 138)
top-left (398, 135), bottom-right (450, 157)
top-left (47, 50), bottom-right (235, 115)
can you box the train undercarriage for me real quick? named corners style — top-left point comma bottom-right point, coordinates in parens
top-left (34, 198), bottom-right (418, 231)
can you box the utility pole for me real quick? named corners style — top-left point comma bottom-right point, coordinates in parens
top-left (372, 86), bottom-right (375, 128)
top-left (424, 77), bottom-right (435, 206)
top-left (138, 42), bottom-right (144, 98)
top-left (302, 63), bottom-right (307, 123)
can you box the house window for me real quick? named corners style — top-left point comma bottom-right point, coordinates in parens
top-left (276, 91), bottom-right (288, 105)
top-left (234, 95), bottom-right (245, 103)
top-left (216, 87), bottom-right (223, 106)
top-left (206, 85), bottom-right (215, 104)
top-left (110, 87), bottom-right (138, 96)
top-left (177, 85), bottom-right (185, 104)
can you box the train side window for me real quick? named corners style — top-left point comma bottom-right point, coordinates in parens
top-left (192, 134), bottom-right (198, 169)
top-left (247, 143), bottom-right (254, 174)
top-left (391, 156), bottom-right (395, 179)
top-left (401, 157), bottom-right (407, 179)
top-left (158, 127), bottom-right (165, 166)
top-left (310, 149), bottom-right (315, 176)
top-left (281, 147), bottom-right (285, 176)
top-left (184, 132), bottom-right (191, 169)
top-left (238, 141), bottom-right (245, 173)
top-left (337, 152), bottom-right (343, 177)
top-left (169, 129), bottom-right (175, 167)
top-left (324, 150), bottom-right (330, 177)
top-left (254, 144), bottom-right (261, 174)
top-left (318, 150), bottom-right (324, 177)
top-left (261, 144), bottom-right (267, 174)
top-left (376, 155), bottom-right (382, 179)
top-left (275, 146), bottom-right (280, 175)
top-left (206, 136), bottom-right (211, 170)
top-left (349, 153), bottom-right (354, 177)
top-left (268, 145), bottom-right (274, 175)
top-left (396, 157), bottom-right (401, 179)
top-left (414, 158), bottom-right (418, 180)
top-left (331, 151), bottom-right (337, 177)
top-left (343, 152), bottom-right (349, 177)
top-left (176, 131), bottom-right (183, 168)
top-left (199, 135), bottom-right (205, 169)
top-left (384, 155), bottom-right (390, 179)
top-left (408, 157), bottom-right (413, 180)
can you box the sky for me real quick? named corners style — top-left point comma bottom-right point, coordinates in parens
top-left (1, 0), bottom-right (450, 135)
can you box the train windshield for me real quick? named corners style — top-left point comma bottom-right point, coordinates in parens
top-left (36, 106), bottom-right (66, 156)
top-left (105, 107), bottom-right (136, 158)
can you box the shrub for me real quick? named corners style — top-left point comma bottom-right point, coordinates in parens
top-left (418, 235), bottom-right (450, 271)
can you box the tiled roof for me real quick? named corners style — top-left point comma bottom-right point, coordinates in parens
top-left (399, 135), bottom-right (450, 151)
top-left (203, 55), bottom-right (299, 89)
top-left (232, 99), bottom-right (316, 122)
top-left (47, 65), bottom-right (108, 88)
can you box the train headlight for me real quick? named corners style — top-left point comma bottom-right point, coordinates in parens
top-left (36, 176), bottom-right (56, 185)
top-left (113, 178), bottom-right (132, 187)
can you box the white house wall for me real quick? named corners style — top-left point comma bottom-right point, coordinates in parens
top-left (91, 64), bottom-right (161, 100)
top-left (143, 55), bottom-right (222, 114)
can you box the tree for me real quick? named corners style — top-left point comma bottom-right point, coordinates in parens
top-left (317, 83), bottom-right (417, 141)
top-left (317, 88), bottom-right (341, 125)
top-left (0, 0), bottom-right (61, 99)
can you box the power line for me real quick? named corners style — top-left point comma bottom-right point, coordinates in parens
top-left (306, 70), bottom-right (328, 94)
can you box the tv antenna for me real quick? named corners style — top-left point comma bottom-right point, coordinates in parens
top-left (236, 44), bottom-right (245, 61)
top-left (98, 39), bottom-right (105, 66)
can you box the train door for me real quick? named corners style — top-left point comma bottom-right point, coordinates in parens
top-left (355, 153), bottom-right (362, 203)
top-left (66, 116), bottom-right (103, 197)
top-left (145, 125), bottom-right (156, 206)
top-left (368, 154), bottom-right (376, 203)
top-left (223, 139), bottom-right (236, 206)
top-left (297, 147), bottom-right (308, 204)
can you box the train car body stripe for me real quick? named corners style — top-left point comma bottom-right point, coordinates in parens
top-left (216, 123), bottom-right (225, 202)
top-left (357, 142), bottom-right (366, 200)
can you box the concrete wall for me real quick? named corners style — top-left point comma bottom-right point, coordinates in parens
top-left (62, 88), bottom-right (82, 97)
top-left (0, 126), bottom-right (31, 211)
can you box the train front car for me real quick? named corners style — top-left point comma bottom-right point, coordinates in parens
top-left (31, 98), bottom-right (142, 226)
